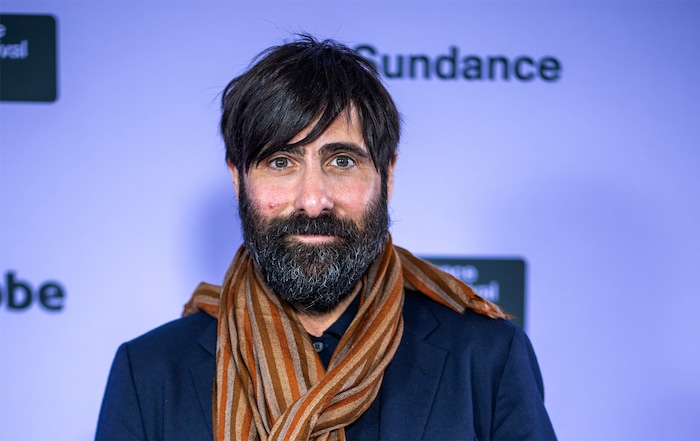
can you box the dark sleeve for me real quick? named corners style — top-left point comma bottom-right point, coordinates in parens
top-left (491, 327), bottom-right (557, 440)
top-left (95, 344), bottom-right (147, 441)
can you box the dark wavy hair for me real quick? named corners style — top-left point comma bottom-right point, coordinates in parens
top-left (220, 34), bottom-right (401, 186)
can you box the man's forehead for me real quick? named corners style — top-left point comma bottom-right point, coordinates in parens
top-left (255, 109), bottom-right (367, 159)
top-left (289, 107), bottom-right (362, 143)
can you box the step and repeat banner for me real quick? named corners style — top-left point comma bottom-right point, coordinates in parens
top-left (2, 2), bottom-right (699, 440)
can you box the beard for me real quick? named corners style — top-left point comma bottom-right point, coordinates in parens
top-left (238, 183), bottom-right (390, 314)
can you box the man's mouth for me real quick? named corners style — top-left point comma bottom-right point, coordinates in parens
top-left (288, 234), bottom-right (338, 244)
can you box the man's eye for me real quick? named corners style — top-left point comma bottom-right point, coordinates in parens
top-left (332, 155), bottom-right (354, 168)
top-left (271, 157), bottom-right (290, 169)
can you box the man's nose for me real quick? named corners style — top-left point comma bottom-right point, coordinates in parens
top-left (294, 165), bottom-right (334, 217)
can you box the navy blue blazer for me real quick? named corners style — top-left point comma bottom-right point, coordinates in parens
top-left (96, 290), bottom-right (556, 440)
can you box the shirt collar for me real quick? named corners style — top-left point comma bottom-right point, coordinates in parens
top-left (324, 290), bottom-right (361, 339)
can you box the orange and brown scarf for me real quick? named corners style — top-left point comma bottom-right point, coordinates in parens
top-left (183, 235), bottom-right (509, 441)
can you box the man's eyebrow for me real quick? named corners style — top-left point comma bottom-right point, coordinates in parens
top-left (256, 142), bottom-right (370, 166)
top-left (257, 143), bottom-right (305, 162)
top-left (319, 142), bottom-right (371, 160)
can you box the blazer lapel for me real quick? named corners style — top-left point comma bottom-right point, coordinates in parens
top-left (188, 317), bottom-right (217, 438)
top-left (379, 293), bottom-right (448, 440)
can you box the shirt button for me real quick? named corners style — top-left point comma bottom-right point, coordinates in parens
top-left (313, 342), bottom-right (325, 352)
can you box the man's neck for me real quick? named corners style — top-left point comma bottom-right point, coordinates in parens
top-left (295, 287), bottom-right (361, 337)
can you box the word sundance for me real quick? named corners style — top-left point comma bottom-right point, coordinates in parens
top-left (355, 44), bottom-right (561, 82)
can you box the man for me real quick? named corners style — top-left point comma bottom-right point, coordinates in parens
top-left (96, 35), bottom-right (556, 441)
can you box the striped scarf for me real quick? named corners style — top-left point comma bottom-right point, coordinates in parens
top-left (183, 235), bottom-right (509, 441)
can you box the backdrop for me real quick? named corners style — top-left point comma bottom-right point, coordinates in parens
top-left (2, 1), bottom-right (699, 440)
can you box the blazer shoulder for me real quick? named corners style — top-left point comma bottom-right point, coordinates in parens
top-left (397, 290), bottom-right (556, 440)
top-left (96, 311), bottom-right (217, 441)
top-left (403, 288), bottom-right (521, 347)
top-left (124, 311), bottom-right (217, 366)
top-left (402, 289), bottom-right (539, 397)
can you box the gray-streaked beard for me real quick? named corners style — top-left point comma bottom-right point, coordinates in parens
top-left (238, 183), bottom-right (389, 314)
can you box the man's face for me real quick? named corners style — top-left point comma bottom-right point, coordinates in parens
top-left (230, 109), bottom-right (395, 314)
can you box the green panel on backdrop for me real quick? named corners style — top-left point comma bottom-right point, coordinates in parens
top-left (0, 14), bottom-right (57, 102)
top-left (421, 257), bottom-right (526, 329)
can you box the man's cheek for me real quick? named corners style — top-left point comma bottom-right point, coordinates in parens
top-left (338, 182), bottom-right (380, 209)
top-left (248, 189), bottom-right (287, 216)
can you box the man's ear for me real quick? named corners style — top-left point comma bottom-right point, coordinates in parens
top-left (386, 153), bottom-right (398, 202)
top-left (227, 161), bottom-right (240, 202)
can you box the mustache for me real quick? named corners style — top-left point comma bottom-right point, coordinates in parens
top-left (264, 213), bottom-right (360, 240)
